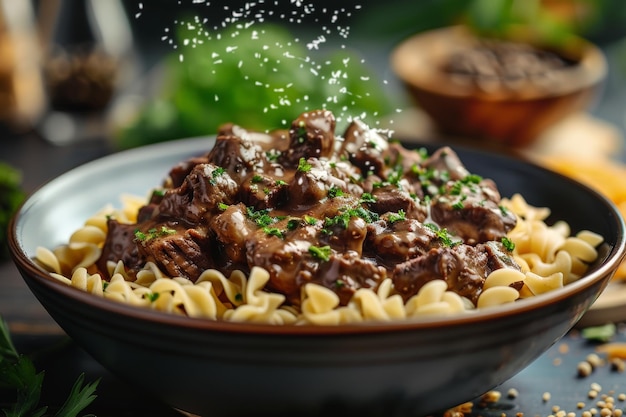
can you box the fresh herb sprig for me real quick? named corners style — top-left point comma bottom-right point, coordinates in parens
top-left (0, 317), bottom-right (100, 417)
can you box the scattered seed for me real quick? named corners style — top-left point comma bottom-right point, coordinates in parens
top-left (578, 361), bottom-right (593, 377)
top-left (481, 390), bottom-right (502, 403)
top-left (587, 354), bottom-right (604, 368)
top-left (610, 358), bottom-right (625, 372)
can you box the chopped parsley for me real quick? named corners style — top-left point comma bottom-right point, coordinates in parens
top-left (359, 192), bottom-right (377, 204)
top-left (323, 206), bottom-right (379, 232)
top-left (275, 179), bottom-right (288, 186)
top-left (210, 166), bottom-right (226, 184)
top-left (309, 245), bottom-right (332, 262)
top-left (134, 226), bottom-right (177, 243)
top-left (424, 223), bottom-right (459, 247)
top-left (452, 195), bottom-right (467, 210)
top-left (287, 218), bottom-right (300, 230)
top-left (218, 202), bottom-right (229, 211)
top-left (501, 236), bottom-right (516, 252)
top-left (327, 186), bottom-right (344, 198)
top-left (263, 227), bottom-right (284, 239)
top-left (297, 157), bottom-right (312, 173)
top-left (251, 174), bottom-right (264, 183)
top-left (146, 292), bottom-right (160, 302)
top-left (387, 209), bottom-right (406, 223)
top-left (266, 149), bottom-right (281, 162)
top-left (246, 206), bottom-right (278, 227)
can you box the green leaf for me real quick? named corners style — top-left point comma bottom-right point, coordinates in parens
top-left (581, 323), bottom-right (616, 343)
top-left (0, 317), bottom-right (99, 417)
top-left (0, 318), bottom-right (19, 361)
top-left (53, 374), bottom-right (99, 417)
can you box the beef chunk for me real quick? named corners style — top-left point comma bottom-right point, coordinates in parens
top-left (136, 223), bottom-right (214, 281)
top-left (157, 163), bottom-right (239, 224)
top-left (209, 203), bottom-right (255, 267)
top-left (206, 134), bottom-right (267, 182)
top-left (392, 242), bottom-right (520, 305)
top-left (340, 119), bottom-right (389, 177)
top-left (368, 183), bottom-right (424, 220)
top-left (422, 146), bottom-right (471, 183)
top-left (430, 177), bottom-right (516, 244)
top-left (239, 172), bottom-right (289, 210)
top-left (364, 219), bottom-right (438, 265)
top-left (246, 223), bottom-right (321, 305)
top-left (311, 251), bottom-right (387, 306)
top-left (96, 218), bottom-right (144, 277)
top-left (318, 216), bottom-right (368, 257)
top-left (279, 110), bottom-right (336, 167)
top-left (167, 155), bottom-right (210, 188)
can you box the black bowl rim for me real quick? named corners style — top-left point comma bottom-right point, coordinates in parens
top-left (8, 137), bottom-right (626, 336)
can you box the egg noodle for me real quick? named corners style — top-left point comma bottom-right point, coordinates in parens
top-left (33, 193), bottom-right (603, 325)
top-left (538, 156), bottom-right (626, 280)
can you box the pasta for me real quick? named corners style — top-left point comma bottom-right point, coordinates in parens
top-left (34, 192), bottom-right (603, 324)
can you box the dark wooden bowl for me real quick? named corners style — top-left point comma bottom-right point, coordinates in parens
top-left (391, 26), bottom-right (607, 147)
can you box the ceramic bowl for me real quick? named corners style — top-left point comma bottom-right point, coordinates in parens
top-left (9, 137), bottom-right (626, 417)
top-left (390, 26), bottom-right (607, 147)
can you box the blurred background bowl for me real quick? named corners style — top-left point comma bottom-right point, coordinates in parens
top-left (390, 26), bottom-right (607, 147)
top-left (8, 137), bottom-right (626, 417)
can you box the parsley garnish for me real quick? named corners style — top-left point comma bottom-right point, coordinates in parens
top-left (210, 166), bottom-right (226, 184)
top-left (304, 215), bottom-right (317, 225)
top-left (327, 186), bottom-right (344, 198)
top-left (359, 193), bottom-right (377, 204)
top-left (287, 218), bottom-right (300, 230)
top-left (0, 317), bottom-right (100, 417)
top-left (263, 227), bottom-right (284, 239)
top-left (251, 174), bottom-right (264, 183)
top-left (134, 226), bottom-right (177, 244)
top-left (424, 223), bottom-right (458, 247)
top-left (146, 292), bottom-right (160, 302)
top-left (452, 195), bottom-right (467, 210)
top-left (266, 150), bottom-right (281, 162)
top-left (388, 210), bottom-right (406, 223)
top-left (246, 207), bottom-right (278, 228)
top-left (323, 206), bottom-right (379, 233)
top-left (501, 236), bottom-right (516, 252)
top-left (217, 202), bottom-right (229, 211)
top-left (309, 245), bottom-right (332, 262)
top-left (297, 157), bottom-right (312, 173)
